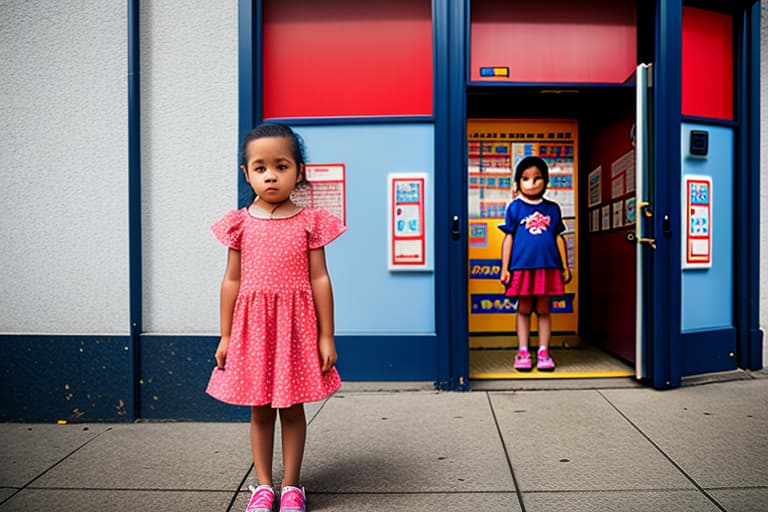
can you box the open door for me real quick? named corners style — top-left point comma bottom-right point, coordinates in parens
top-left (634, 63), bottom-right (654, 379)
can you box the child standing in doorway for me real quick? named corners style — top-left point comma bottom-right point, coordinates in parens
top-left (207, 123), bottom-right (346, 512)
top-left (500, 156), bottom-right (571, 372)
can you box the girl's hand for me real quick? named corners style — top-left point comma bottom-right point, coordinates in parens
top-left (215, 336), bottom-right (230, 370)
top-left (562, 268), bottom-right (572, 284)
top-left (318, 335), bottom-right (338, 374)
top-left (500, 270), bottom-right (511, 287)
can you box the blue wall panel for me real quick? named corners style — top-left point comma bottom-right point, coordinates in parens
top-left (295, 124), bottom-right (435, 334)
top-left (680, 124), bottom-right (734, 332)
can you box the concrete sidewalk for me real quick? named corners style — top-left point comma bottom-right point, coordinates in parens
top-left (1, 372), bottom-right (767, 512)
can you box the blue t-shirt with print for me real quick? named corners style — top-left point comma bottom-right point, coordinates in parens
top-left (499, 198), bottom-right (566, 271)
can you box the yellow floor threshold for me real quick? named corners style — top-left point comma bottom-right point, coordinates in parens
top-left (471, 370), bottom-right (635, 380)
top-left (469, 345), bottom-right (634, 380)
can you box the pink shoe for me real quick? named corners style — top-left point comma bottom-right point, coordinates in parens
top-left (537, 348), bottom-right (556, 371)
top-left (514, 349), bottom-right (532, 371)
top-left (280, 486), bottom-right (306, 512)
top-left (246, 484), bottom-right (275, 512)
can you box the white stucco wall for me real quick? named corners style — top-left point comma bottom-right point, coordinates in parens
top-left (140, 2), bottom-right (238, 333)
top-left (0, 2), bottom-right (129, 333)
top-left (761, 0), bottom-right (767, 368)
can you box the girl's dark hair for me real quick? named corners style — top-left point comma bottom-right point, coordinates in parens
top-left (514, 156), bottom-right (549, 190)
top-left (238, 123), bottom-right (308, 207)
top-left (240, 123), bottom-right (307, 168)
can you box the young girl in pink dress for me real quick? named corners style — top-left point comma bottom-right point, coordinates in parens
top-left (500, 156), bottom-right (571, 372)
top-left (207, 123), bottom-right (345, 512)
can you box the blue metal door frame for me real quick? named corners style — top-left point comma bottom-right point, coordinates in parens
top-left (647, 0), bottom-right (683, 389)
top-left (435, 0), bottom-right (469, 390)
top-left (737, 1), bottom-right (763, 370)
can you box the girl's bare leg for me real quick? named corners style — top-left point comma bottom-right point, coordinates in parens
top-left (250, 405), bottom-right (277, 486)
top-left (279, 403), bottom-right (306, 487)
top-left (516, 296), bottom-right (533, 351)
top-left (535, 295), bottom-right (551, 350)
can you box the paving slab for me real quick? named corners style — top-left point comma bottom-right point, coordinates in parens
top-left (30, 423), bottom-right (250, 490)
top-left (0, 423), bottom-right (109, 487)
top-left (300, 392), bottom-right (514, 493)
top-left (489, 390), bottom-right (694, 491)
top-left (0, 489), bottom-right (231, 512)
top-left (709, 488), bottom-right (768, 512)
top-left (602, 379), bottom-right (768, 488)
top-left (472, 377), bottom-right (644, 391)
top-left (521, 490), bottom-right (722, 512)
top-left (232, 490), bottom-right (520, 512)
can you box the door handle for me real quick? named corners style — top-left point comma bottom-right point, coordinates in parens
top-left (638, 201), bottom-right (653, 218)
top-left (634, 200), bottom-right (655, 248)
top-left (451, 215), bottom-right (460, 241)
top-left (626, 232), bottom-right (656, 249)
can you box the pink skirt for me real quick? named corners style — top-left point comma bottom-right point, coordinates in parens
top-left (505, 268), bottom-right (564, 297)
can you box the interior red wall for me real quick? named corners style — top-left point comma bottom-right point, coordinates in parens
top-left (682, 7), bottom-right (733, 120)
top-left (587, 109), bottom-right (636, 362)
top-left (470, 0), bottom-right (637, 83)
top-left (262, 0), bottom-right (433, 119)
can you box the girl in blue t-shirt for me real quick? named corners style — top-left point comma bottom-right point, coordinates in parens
top-left (500, 156), bottom-right (571, 371)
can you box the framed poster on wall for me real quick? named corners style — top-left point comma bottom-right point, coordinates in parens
top-left (388, 173), bottom-right (428, 271)
top-left (291, 163), bottom-right (346, 223)
top-left (682, 174), bottom-right (712, 269)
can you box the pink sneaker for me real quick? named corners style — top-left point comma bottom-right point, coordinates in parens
top-left (280, 486), bottom-right (306, 512)
top-left (246, 484), bottom-right (275, 512)
top-left (537, 348), bottom-right (556, 371)
top-left (514, 349), bottom-right (532, 371)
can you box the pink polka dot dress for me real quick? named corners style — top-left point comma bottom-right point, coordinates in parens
top-left (206, 206), bottom-right (346, 408)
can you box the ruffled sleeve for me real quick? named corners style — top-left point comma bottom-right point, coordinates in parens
top-left (307, 207), bottom-right (347, 249)
top-left (211, 209), bottom-right (247, 250)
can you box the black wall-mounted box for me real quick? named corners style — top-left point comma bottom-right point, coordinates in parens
top-left (690, 130), bottom-right (709, 156)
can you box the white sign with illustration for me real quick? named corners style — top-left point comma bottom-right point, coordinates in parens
top-left (388, 173), bottom-right (428, 271)
top-left (682, 174), bottom-right (712, 269)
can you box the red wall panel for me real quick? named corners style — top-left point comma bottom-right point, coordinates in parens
top-left (262, 0), bottom-right (432, 119)
top-left (682, 7), bottom-right (733, 120)
top-left (470, 0), bottom-right (636, 83)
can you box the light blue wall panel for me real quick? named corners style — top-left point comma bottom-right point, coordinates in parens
top-left (680, 124), bottom-right (733, 331)
top-left (296, 125), bottom-right (435, 334)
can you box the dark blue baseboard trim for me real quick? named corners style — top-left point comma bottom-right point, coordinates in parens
top-left (0, 335), bottom-right (134, 422)
top-left (681, 328), bottom-right (738, 377)
top-left (1, 333), bottom-right (437, 421)
top-left (748, 328), bottom-right (764, 370)
top-left (335, 334), bottom-right (438, 381)
top-left (140, 335), bottom-right (249, 421)
top-left (142, 334), bottom-right (437, 420)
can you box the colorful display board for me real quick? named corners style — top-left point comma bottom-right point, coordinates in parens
top-left (467, 120), bottom-right (579, 341)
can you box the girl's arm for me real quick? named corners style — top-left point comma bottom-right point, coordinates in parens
top-left (500, 233), bottom-right (513, 285)
top-left (309, 247), bottom-right (337, 373)
top-left (215, 248), bottom-right (241, 369)
top-left (556, 235), bottom-right (572, 284)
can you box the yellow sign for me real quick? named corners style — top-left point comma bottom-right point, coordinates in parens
top-left (467, 120), bottom-right (579, 346)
